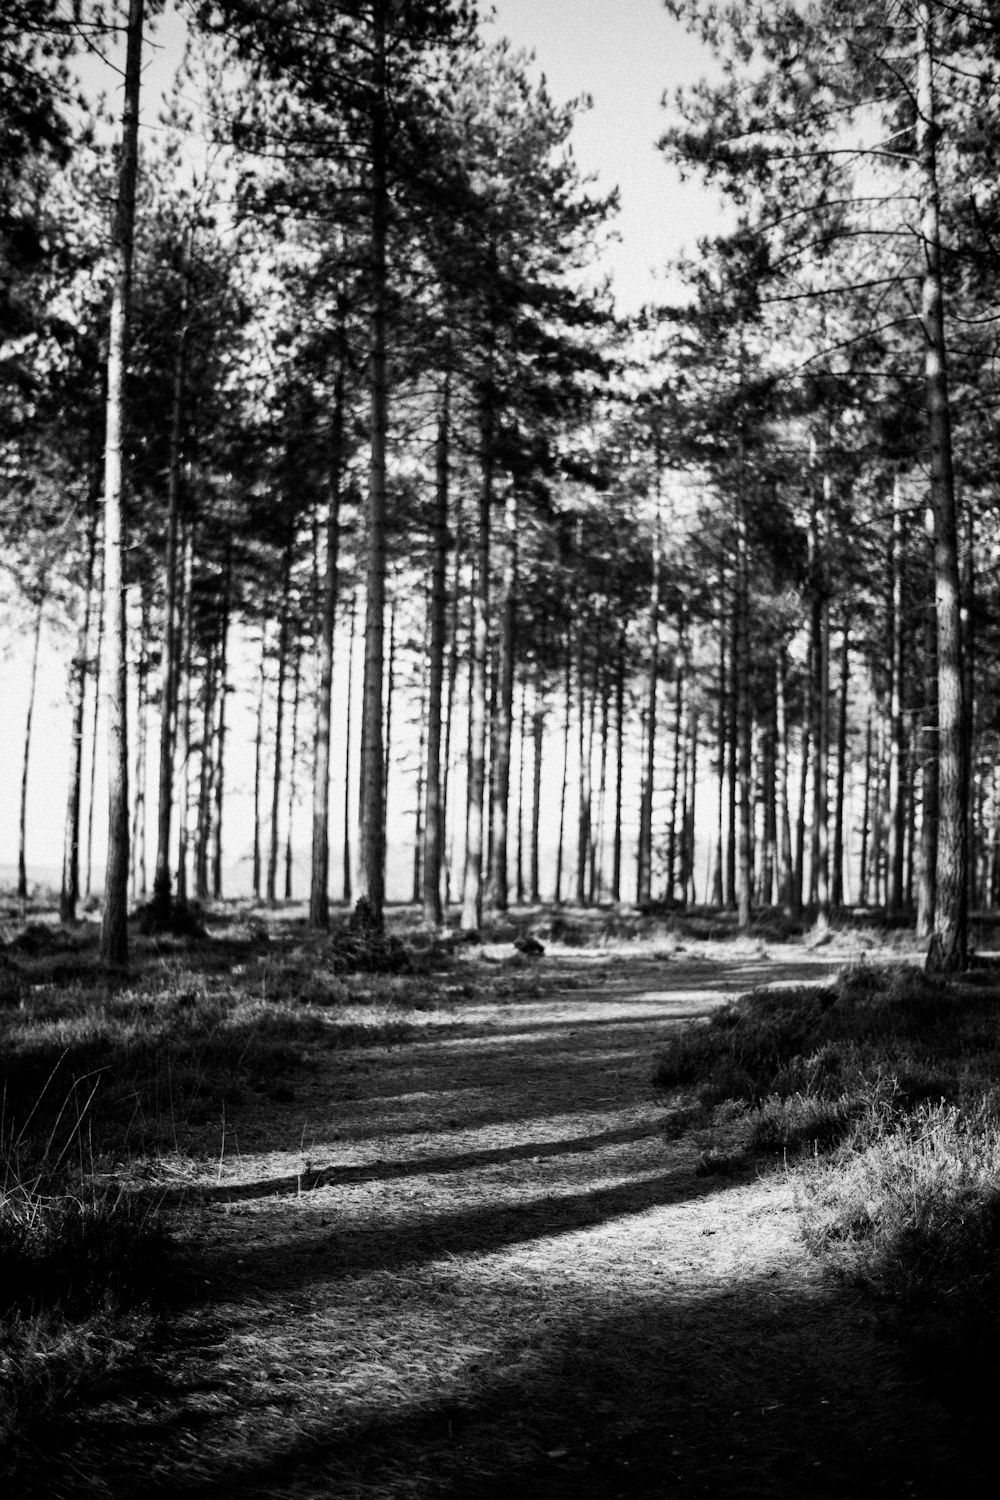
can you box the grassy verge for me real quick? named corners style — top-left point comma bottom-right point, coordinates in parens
top-left (0, 904), bottom-right (510, 1482)
top-left (653, 959), bottom-right (1000, 1383)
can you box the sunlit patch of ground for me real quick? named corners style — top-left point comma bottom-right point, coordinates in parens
top-left (37, 941), bottom-right (990, 1498)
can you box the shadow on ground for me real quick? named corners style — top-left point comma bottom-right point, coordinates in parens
top-left (36, 1262), bottom-right (991, 1500)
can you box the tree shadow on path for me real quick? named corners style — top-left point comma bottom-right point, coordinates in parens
top-left (102, 1261), bottom-right (992, 1499)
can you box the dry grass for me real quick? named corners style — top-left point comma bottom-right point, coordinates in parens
top-left (654, 954), bottom-right (1000, 1396)
top-left (2, 903), bottom-right (995, 1496)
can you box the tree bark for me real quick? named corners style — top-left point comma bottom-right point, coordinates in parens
top-left (461, 351), bottom-right (493, 932)
top-left (735, 493), bottom-right (753, 931)
top-left (886, 476), bottom-right (906, 917)
top-left (775, 648), bottom-right (794, 912)
top-left (667, 621), bottom-right (685, 904)
top-left (100, 0), bottom-right (143, 967)
top-left (808, 475), bottom-right (830, 931)
top-left (283, 649), bottom-right (302, 900)
top-left (530, 659), bottom-right (545, 904)
top-left (382, 590), bottom-right (397, 852)
top-left (831, 625), bottom-right (851, 909)
top-left (859, 707), bottom-right (873, 906)
top-left (308, 337), bottom-right (343, 929)
top-left (554, 635), bottom-right (572, 904)
top-left (712, 601), bottom-right (727, 908)
top-left (357, 0), bottom-right (390, 926)
top-left (422, 375), bottom-right (450, 926)
top-left (194, 635), bottom-right (217, 900)
top-left (266, 538), bottom-right (293, 906)
top-left (175, 527), bottom-right (194, 905)
top-left (212, 546), bottom-right (231, 900)
top-left (130, 590), bottom-right (149, 902)
top-left (637, 513), bottom-right (661, 905)
top-left (593, 654), bottom-right (610, 903)
top-left (612, 630), bottom-right (625, 903)
top-left (343, 593), bottom-right (357, 903)
top-left (85, 561), bottom-right (105, 902)
top-left (17, 594), bottom-right (45, 901)
top-left (917, 535), bottom-right (938, 937)
top-left (252, 638), bottom-right (266, 900)
top-left (488, 487), bottom-right (517, 911)
top-left (151, 226), bottom-right (190, 921)
top-left (917, 2), bottom-right (967, 971)
top-left (61, 503), bottom-right (99, 922)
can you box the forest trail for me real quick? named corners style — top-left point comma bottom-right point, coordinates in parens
top-left (95, 948), bottom-right (986, 1497)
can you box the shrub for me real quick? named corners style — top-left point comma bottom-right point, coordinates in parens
top-left (654, 961), bottom-right (1000, 1380)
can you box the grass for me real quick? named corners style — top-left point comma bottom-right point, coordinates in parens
top-left (652, 956), bottom-right (1000, 1385)
top-left (0, 895), bottom-right (608, 1474)
top-left (0, 901), bottom-right (521, 1484)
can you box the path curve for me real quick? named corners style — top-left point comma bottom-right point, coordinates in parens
top-left (96, 950), bottom-right (988, 1497)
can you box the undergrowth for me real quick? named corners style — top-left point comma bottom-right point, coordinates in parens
top-left (0, 905), bottom-right (485, 1483)
top-left (653, 958), bottom-right (1000, 1385)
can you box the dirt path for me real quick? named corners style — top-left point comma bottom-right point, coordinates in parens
top-left (83, 950), bottom-right (988, 1497)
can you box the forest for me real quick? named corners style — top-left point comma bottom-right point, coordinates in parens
top-left (4, 1), bottom-right (1000, 1495)
top-left (3, 0), bottom-right (996, 975)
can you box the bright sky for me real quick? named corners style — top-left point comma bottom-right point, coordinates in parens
top-left (485, 0), bottom-right (725, 309)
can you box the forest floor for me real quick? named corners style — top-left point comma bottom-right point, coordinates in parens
top-left (7, 917), bottom-right (996, 1497)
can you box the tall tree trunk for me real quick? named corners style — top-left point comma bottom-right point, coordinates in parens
top-left (412, 655), bottom-right (427, 906)
top-left (963, 517), bottom-right (976, 911)
top-left (637, 514), bottom-right (661, 905)
top-left (712, 603), bottom-right (727, 908)
top-left (284, 650), bottom-right (302, 900)
top-left (726, 579), bottom-right (739, 910)
top-left (151, 225), bottom-right (190, 921)
top-left (100, 0), bottom-right (143, 967)
top-left (85, 565), bottom-right (105, 902)
top-left (308, 340), bottom-right (343, 929)
top-left (382, 591), bottom-right (397, 851)
top-left (575, 576), bottom-right (593, 905)
top-left (212, 544), bottom-right (232, 900)
top-left (735, 495), bottom-right (753, 931)
top-left (667, 620), bottom-right (685, 904)
top-left (831, 625), bottom-right (851, 909)
top-left (917, 552), bottom-right (938, 937)
top-left (175, 528), bottom-right (194, 905)
top-left (130, 590), bottom-right (149, 902)
top-left (61, 503), bottom-right (99, 923)
top-left (461, 355), bottom-right (493, 932)
top-left (808, 476), bottom-right (830, 931)
top-left (422, 375), bottom-right (450, 926)
top-left (267, 540), bottom-right (293, 906)
top-left (760, 706), bottom-right (776, 908)
top-left (918, 1), bottom-right (967, 970)
top-left (357, 0), bottom-right (389, 926)
top-left (612, 630), bottom-right (625, 903)
top-left (441, 502), bottom-right (463, 913)
top-left (516, 675), bottom-right (527, 905)
top-left (194, 636), bottom-right (217, 900)
top-left (886, 477), bottom-right (906, 917)
top-left (252, 639), bottom-right (266, 901)
top-left (794, 630), bottom-right (813, 918)
top-left (488, 487), bottom-right (517, 912)
top-left (17, 594), bottom-right (45, 901)
top-left (859, 707), bottom-right (873, 907)
top-left (530, 662), bottom-right (545, 905)
top-left (593, 655), bottom-right (610, 903)
top-left (685, 706), bottom-right (699, 904)
top-left (775, 648), bottom-right (794, 912)
top-left (554, 635), bottom-right (572, 904)
top-left (343, 594), bottom-right (357, 903)
top-left (871, 713), bottom-right (887, 909)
